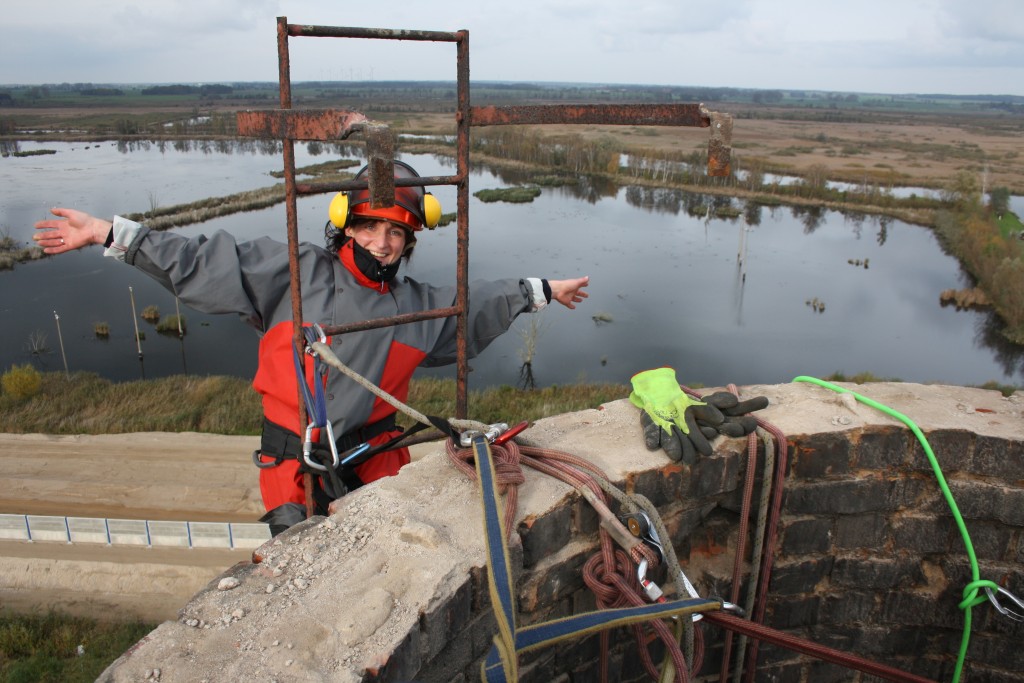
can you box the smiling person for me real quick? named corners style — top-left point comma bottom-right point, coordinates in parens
top-left (33, 160), bottom-right (589, 535)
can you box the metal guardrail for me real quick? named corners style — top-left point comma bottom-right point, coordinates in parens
top-left (0, 513), bottom-right (271, 550)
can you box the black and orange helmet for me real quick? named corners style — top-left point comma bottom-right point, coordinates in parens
top-left (328, 160), bottom-right (441, 232)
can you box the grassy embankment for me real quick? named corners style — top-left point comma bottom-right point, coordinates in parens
top-left (0, 371), bottom-right (630, 435)
top-left (0, 612), bottom-right (152, 683)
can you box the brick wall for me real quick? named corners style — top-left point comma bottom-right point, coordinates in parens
top-left (100, 383), bottom-right (1024, 683)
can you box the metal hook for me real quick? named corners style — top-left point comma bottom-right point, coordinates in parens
top-left (459, 423), bottom-right (509, 448)
top-left (985, 586), bottom-right (1024, 622)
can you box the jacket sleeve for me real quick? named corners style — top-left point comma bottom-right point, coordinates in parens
top-left (106, 215), bottom-right (294, 332)
top-left (418, 277), bottom-right (542, 367)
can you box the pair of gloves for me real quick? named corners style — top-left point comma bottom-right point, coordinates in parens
top-left (629, 367), bottom-right (769, 464)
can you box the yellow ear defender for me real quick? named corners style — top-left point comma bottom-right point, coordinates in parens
top-left (327, 187), bottom-right (442, 230)
top-left (328, 191), bottom-right (350, 229)
top-left (422, 192), bottom-right (442, 229)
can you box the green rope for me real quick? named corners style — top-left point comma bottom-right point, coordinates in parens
top-left (792, 376), bottom-right (996, 683)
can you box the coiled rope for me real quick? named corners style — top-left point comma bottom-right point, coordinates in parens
top-left (447, 436), bottom-right (705, 682)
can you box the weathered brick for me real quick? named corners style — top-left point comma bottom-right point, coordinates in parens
top-left (680, 508), bottom-right (735, 563)
top-left (784, 477), bottom-right (894, 515)
top-left (973, 434), bottom-right (1024, 481)
top-left (517, 548), bottom-right (590, 613)
top-left (856, 426), bottom-right (915, 470)
top-left (454, 608), bottom-right (498, 667)
top-left (765, 595), bottom-right (821, 629)
top-left (571, 492), bottom-right (599, 537)
top-left (780, 516), bottom-right (833, 556)
top-left (834, 513), bottom-right (889, 549)
top-left (518, 648), bottom-right (561, 683)
top-left (755, 661), bottom-right (805, 683)
top-left (947, 479), bottom-right (999, 520)
top-left (831, 557), bottom-right (922, 590)
top-left (921, 427), bottom-right (975, 473)
top-left (817, 623), bottom-right (926, 657)
top-left (661, 502), bottom-right (715, 547)
top-left (687, 451), bottom-right (739, 498)
top-left (819, 591), bottom-right (878, 625)
top-left (789, 432), bottom-right (852, 479)
top-left (519, 502), bottom-right (573, 568)
top-left (994, 487), bottom-right (1024, 526)
top-left (767, 557), bottom-right (834, 595)
top-left (881, 591), bottom-right (961, 629)
top-left (964, 519), bottom-right (1017, 561)
top-left (892, 514), bottom-right (954, 554)
top-left (806, 659), bottom-right (860, 683)
top-left (420, 578), bottom-right (473, 661)
top-left (968, 633), bottom-right (1024, 670)
top-left (418, 627), bottom-right (475, 683)
top-left (627, 463), bottom-right (686, 508)
top-left (371, 627), bottom-right (421, 683)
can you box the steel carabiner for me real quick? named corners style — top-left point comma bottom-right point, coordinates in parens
top-left (986, 585), bottom-right (1024, 622)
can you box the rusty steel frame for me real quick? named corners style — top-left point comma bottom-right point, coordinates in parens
top-left (239, 16), bottom-right (733, 427)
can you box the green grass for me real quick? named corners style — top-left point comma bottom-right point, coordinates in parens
top-left (0, 611), bottom-right (154, 683)
top-left (0, 371), bottom-right (631, 435)
top-left (996, 210), bottom-right (1023, 239)
top-left (473, 186), bottom-right (543, 203)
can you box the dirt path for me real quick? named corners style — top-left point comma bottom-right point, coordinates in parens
top-left (0, 432), bottom-right (263, 621)
top-left (0, 432), bottom-right (437, 622)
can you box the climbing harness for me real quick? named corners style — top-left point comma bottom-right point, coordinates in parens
top-left (292, 325), bottom-right (340, 473)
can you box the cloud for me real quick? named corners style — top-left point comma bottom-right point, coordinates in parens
top-left (1, 0), bottom-right (1022, 94)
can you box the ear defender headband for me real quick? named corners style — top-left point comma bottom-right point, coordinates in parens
top-left (328, 160), bottom-right (442, 232)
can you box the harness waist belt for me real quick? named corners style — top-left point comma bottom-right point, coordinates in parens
top-left (259, 414), bottom-right (399, 463)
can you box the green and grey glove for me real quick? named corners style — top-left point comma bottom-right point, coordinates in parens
top-left (629, 367), bottom-right (724, 464)
top-left (695, 391), bottom-right (769, 439)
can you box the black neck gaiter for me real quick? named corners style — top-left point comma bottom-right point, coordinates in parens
top-left (349, 238), bottom-right (401, 283)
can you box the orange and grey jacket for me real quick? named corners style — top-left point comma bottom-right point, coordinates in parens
top-left (106, 216), bottom-right (547, 513)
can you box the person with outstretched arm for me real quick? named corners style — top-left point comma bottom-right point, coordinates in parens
top-left (34, 160), bottom-right (589, 535)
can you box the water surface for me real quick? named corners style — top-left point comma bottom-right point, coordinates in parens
top-left (2, 141), bottom-right (1021, 391)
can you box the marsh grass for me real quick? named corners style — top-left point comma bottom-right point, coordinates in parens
top-left (0, 610), bottom-right (154, 683)
top-left (140, 305), bottom-right (160, 323)
top-left (155, 314), bottom-right (186, 335)
top-left (473, 187), bottom-right (542, 203)
top-left (0, 372), bottom-right (262, 434)
top-left (0, 372), bottom-right (631, 436)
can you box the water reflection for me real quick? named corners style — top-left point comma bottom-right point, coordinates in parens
top-left (106, 137), bottom-right (369, 159)
top-left (3, 143), bottom-right (1023, 389)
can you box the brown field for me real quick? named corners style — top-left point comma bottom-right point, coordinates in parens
top-left (383, 107), bottom-right (1024, 194)
top-left (16, 102), bottom-right (1024, 194)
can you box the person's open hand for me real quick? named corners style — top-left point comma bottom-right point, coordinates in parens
top-left (549, 276), bottom-right (590, 310)
top-left (33, 207), bottom-right (112, 254)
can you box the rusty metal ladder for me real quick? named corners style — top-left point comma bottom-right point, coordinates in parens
top-left (236, 16), bottom-right (733, 515)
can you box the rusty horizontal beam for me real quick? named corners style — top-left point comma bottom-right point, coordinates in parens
top-left (319, 307), bottom-right (461, 338)
top-left (236, 109), bottom-right (370, 141)
top-left (470, 103), bottom-right (710, 128)
top-left (286, 23), bottom-right (463, 43)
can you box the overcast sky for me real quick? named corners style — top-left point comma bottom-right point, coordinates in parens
top-left (4, 0), bottom-right (1022, 96)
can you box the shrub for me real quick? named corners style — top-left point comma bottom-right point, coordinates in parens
top-left (156, 315), bottom-right (186, 335)
top-left (141, 305), bottom-right (160, 323)
top-left (2, 364), bottom-right (42, 400)
top-left (93, 322), bottom-right (110, 338)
